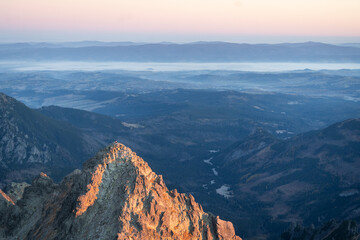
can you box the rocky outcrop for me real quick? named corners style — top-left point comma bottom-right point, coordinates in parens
top-left (0, 189), bottom-right (15, 206)
top-left (0, 142), bottom-right (241, 240)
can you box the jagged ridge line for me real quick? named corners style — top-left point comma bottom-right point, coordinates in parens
top-left (75, 143), bottom-right (138, 217)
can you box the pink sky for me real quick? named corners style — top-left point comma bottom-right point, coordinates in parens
top-left (0, 0), bottom-right (359, 42)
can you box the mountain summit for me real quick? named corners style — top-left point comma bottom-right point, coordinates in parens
top-left (0, 142), bottom-right (241, 240)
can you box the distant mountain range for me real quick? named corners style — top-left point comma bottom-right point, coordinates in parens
top-left (0, 41), bottom-right (144, 49)
top-left (0, 41), bottom-right (360, 62)
top-left (339, 43), bottom-right (360, 48)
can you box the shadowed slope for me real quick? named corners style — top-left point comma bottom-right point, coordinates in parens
top-left (0, 92), bottom-right (104, 186)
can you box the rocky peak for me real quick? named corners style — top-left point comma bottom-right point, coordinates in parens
top-left (31, 172), bottom-right (55, 188)
top-left (0, 142), bottom-right (242, 240)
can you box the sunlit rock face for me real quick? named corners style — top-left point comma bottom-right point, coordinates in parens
top-left (0, 142), bottom-right (241, 240)
top-left (0, 189), bottom-right (15, 206)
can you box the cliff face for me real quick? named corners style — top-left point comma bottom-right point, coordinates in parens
top-left (0, 142), bottom-right (241, 240)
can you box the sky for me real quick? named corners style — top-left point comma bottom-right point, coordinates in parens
top-left (0, 0), bottom-right (359, 43)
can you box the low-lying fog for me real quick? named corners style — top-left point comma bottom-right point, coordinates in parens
top-left (2, 61), bottom-right (360, 72)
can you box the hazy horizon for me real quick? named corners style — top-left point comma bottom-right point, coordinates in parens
top-left (0, 35), bottom-right (359, 45)
top-left (0, 38), bottom-right (360, 46)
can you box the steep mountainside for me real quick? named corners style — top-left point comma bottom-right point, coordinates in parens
top-left (281, 220), bottom-right (359, 240)
top-left (0, 142), bottom-right (241, 240)
top-left (0, 93), bottom-right (104, 186)
top-left (210, 119), bottom-right (360, 239)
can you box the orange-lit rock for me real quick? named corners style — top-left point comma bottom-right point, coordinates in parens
top-left (0, 189), bottom-right (15, 205)
top-left (75, 164), bottom-right (105, 217)
top-left (0, 142), bottom-right (242, 240)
